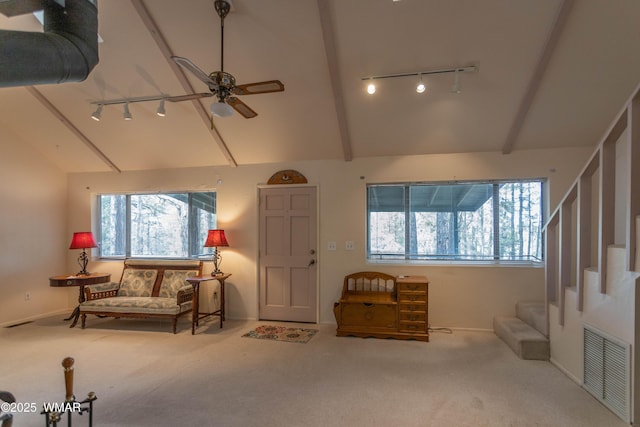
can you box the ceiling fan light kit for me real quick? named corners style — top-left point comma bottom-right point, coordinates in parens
top-left (210, 101), bottom-right (234, 118)
top-left (363, 65), bottom-right (477, 95)
top-left (88, 0), bottom-right (283, 121)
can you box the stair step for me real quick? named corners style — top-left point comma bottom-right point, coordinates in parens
top-left (493, 316), bottom-right (550, 360)
top-left (515, 301), bottom-right (547, 336)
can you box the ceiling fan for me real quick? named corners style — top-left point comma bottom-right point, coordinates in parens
top-left (170, 0), bottom-right (284, 119)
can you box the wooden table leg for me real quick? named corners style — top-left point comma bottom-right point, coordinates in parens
top-left (66, 285), bottom-right (85, 328)
top-left (220, 279), bottom-right (226, 322)
top-left (191, 282), bottom-right (200, 335)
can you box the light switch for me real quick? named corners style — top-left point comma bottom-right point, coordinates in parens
top-left (328, 241), bottom-right (337, 251)
top-left (345, 241), bottom-right (355, 250)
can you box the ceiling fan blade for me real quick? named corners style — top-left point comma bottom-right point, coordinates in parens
top-left (232, 80), bottom-right (285, 95)
top-left (166, 93), bottom-right (214, 103)
top-left (171, 56), bottom-right (217, 88)
top-left (227, 97), bottom-right (257, 119)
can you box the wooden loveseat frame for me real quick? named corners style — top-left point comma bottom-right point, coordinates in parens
top-left (79, 259), bottom-right (202, 333)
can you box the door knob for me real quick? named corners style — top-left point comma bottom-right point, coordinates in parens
top-left (308, 259), bottom-right (316, 267)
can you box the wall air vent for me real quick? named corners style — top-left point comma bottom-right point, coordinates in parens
top-left (583, 325), bottom-right (630, 423)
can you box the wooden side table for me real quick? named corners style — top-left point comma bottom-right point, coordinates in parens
top-left (49, 273), bottom-right (111, 328)
top-left (186, 273), bottom-right (231, 335)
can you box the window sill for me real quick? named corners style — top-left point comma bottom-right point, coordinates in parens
top-left (366, 259), bottom-right (544, 268)
top-left (97, 256), bottom-right (204, 262)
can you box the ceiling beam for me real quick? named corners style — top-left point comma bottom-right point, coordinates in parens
top-left (317, 0), bottom-right (352, 162)
top-left (130, 0), bottom-right (237, 167)
top-left (501, 0), bottom-right (574, 154)
top-left (26, 86), bottom-right (121, 173)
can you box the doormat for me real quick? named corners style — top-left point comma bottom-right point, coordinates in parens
top-left (242, 325), bottom-right (318, 344)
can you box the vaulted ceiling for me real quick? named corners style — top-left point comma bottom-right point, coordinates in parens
top-left (0, 0), bottom-right (639, 173)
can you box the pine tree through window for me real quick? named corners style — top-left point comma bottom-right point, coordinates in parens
top-left (98, 192), bottom-right (216, 259)
top-left (367, 180), bottom-right (544, 263)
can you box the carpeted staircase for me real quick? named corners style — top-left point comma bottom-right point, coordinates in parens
top-left (493, 301), bottom-right (549, 360)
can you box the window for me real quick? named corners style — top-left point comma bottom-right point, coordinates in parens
top-left (98, 192), bottom-right (216, 259)
top-left (367, 180), bottom-right (544, 263)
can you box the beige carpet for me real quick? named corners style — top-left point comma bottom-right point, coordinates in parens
top-left (0, 315), bottom-right (628, 427)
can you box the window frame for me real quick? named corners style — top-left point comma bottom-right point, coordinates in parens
top-left (366, 179), bottom-right (546, 266)
top-left (97, 190), bottom-right (216, 260)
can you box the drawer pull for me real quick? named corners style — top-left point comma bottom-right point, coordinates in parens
top-left (363, 303), bottom-right (373, 307)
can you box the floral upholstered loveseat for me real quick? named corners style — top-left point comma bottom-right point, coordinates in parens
top-left (79, 259), bottom-right (202, 333)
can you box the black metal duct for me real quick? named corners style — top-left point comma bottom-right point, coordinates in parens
top-left (0, 0), bottom-right (98, 87)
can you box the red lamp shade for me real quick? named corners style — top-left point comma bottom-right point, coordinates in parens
top-left (69, 232), bottom-right (98, 250)
top-left (204, 229), bottom-right (229, 248)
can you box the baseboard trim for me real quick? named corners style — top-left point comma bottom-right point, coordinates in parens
top-left (550, 357), bottom-right (582, 385)
top-left (442, 326), bottom-right (493, 333)
top-left (1, 309), bottom-right (70, 328)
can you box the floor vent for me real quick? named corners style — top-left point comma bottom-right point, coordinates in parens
top-left (583, 325), bottom-right (630, 423)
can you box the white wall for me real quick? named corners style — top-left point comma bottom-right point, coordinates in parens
top-left (0, 128), bottom-right (68, 326)
top-left (66, 146), bottom-right (591, 329)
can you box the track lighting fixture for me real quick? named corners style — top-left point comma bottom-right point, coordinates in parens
top-left (89, 94), bottom-right (174, 121)
top-left (416, 74), bottom-right (425, 94)
top-left (91, 104), bottom-right (103, 121)
top-left (362, 64), bottom-right (476, 95)
top-left (123, 103), bottom-right (132, 121)
top-left (156, 99), bottom-right (166, 117)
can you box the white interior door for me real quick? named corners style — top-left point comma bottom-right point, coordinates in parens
top-left (259, 186), bottom-right (317, 322)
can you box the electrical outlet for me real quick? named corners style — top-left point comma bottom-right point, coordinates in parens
top-left (328, 241), bottom-right (337, 251)
top-left (24, 292), bottom-right (31, 301)
top-left (345, 241), bottom-right (355, 250)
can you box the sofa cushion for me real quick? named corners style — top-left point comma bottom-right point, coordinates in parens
top-left (159, 269), bottom-right (199, 298)
top-left (118, 269), bottom-right (158, 297)
top-left (80, 297), bottom-right (192, 315)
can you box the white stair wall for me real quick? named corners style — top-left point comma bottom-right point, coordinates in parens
top-left (549, 246), bottom-right (637, 383)
top-left (544, 84), bottom-right (640, 423)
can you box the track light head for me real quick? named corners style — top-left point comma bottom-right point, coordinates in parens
top-left (416, 75), bottom-right (425, 94)
top-left (91, 104), bottom-right (103, 121)
top-left (452, 70), bottom-right (461, 94)
top-left (367, 82), bottom-right (376, 95)
top-left (123, 103), bottom-right (132, 120)
top-left (156, 99), bottom-right (166, 117)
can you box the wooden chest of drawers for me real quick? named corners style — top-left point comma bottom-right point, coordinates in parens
top-left (397, 276), bottom-right (429, 340)
top-left (334, 273), bottom-right (429, 342)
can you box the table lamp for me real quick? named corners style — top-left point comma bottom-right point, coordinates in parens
top-left (69, 231), bottom-right (98, 276)
top-left (204, 229), bottom-right (229, 276)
